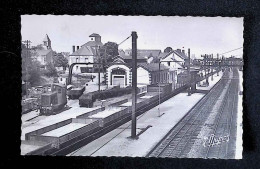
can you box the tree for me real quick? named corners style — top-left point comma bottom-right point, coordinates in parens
top-left (44, 63), bottom-right (58, 77)
top-left (99, 42), bottom-right (119, 65)
top-left (53, 53), bottom-right (68, 70)
top-left (164, 47), bottom-right (173, 53)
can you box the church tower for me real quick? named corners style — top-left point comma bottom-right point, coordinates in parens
top-left (43, 34), bottom-right (51, 49)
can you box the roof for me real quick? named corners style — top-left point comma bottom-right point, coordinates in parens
top-left (120, 53), bottom-right (147, 60)
top-left (172, 49), bottom-right (188, 60)
top-left (70, 46), bottom-right (95, 56)
top-left (158, 52), bottom-right (171, 60)
top-left (81, 41), bottom-right (103, 48)
top-left (137, 63), bottom-right (169, 72)
top-left (125, 49), bottom-right (161, 57)
top-left (89, 33), bottom-right (101, 37)
top-left (43, 34), bottom-right (50, 42)
top-left (36, 49), bottom-right (52, 56)
top-left (122, 49), bottom-right (161, 60)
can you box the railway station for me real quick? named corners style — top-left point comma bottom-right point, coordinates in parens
top-left (21, 41), bottom-right (243, 158)
top-left (21, 16), bottom-right (243, 159)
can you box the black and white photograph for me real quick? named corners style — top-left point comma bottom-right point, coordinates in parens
top-left (20, 15), bottom-right (243, 159)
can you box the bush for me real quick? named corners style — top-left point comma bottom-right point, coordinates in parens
top-left (79, 87), bottom-right (133, 108)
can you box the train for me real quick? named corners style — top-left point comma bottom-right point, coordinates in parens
top-left (39, 83), bottom-right (67, 115)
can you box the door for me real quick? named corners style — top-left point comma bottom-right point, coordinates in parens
top-left (112, 75), bottom-right (125, 87)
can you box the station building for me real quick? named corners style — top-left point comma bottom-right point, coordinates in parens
top-left (106, 57), bottom-right (170, 88)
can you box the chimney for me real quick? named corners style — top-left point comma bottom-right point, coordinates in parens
top-left (72, 46), bottom-right (75, 53)
top-left (182, 50), bottom-right (185, 54)
top-left (77, 46), bottom-right (80, 50)
top-left (177, 49), bottom-right (181, 53)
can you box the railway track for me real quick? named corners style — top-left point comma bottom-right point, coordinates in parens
top-left (147, 68), bottom-right (239, 158)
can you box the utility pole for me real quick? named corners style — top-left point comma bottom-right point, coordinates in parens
top-left (22, 40), bottom-right (31, 98)
top-left (217, 53), bottom-right (219, 76)
top-left (104, 47), bottom-right (107, 85)
top-left (205, 54), bottom-right (209, 86)
top-left (131, 31), bottom-right (138, 139)
top-left (187, 48), bottom-right (191, 96)
top-left (211, 54), bottom-right (214, 81)
top-left (95, 46), bottom-right (101, 92)
top-left (158, 62), bottom-right (161, 116)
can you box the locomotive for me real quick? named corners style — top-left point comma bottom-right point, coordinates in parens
top-left (40, 83), bottom-right (67, 115)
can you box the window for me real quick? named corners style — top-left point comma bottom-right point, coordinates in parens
top-left (76, 66), bottom-right (78, 70)
top-left (76, 58), bottom-right (78, 63)
top-left (85, 58), bottom-right (88, 62)
top-left (91, 38), bottom-right (93, 40)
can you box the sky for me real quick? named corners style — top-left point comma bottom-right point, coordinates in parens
top-left (21, 15), bottom-right (244, 58)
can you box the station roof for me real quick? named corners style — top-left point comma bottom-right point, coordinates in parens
top-left (123, 49), bottom-right (161, 60)
top-left (137, 63), bottom-right (169, 72)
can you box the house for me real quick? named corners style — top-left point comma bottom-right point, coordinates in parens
top-left (158, 49), bottom-right (188, 71)
top-left (34, 34), bottom-right (54, 69)
top-left (69, 33), bottom-right (103, 74)
top-left (157, 48), bottom-right (190, 89)
top-left (121, 49), bottom-right (161, 64)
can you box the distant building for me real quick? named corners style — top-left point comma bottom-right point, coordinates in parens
top-left (69, 33), bottom-right (103, 73)
top-left (34, 34), bottom-right (54, 69)
top-left (120, 49), bottom-right (161, 64)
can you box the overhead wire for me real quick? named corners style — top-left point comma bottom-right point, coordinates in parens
top-left (220, 47), bottom-right (243, 55)
top-left (118, 35), bottom-right (132, 46)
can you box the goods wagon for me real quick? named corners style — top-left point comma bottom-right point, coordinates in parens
top-left (87, 107), bottom-right (128, 127)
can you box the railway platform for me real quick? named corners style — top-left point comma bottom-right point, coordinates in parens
top-left (147, 68), bottom-right (242, 159)
top-left (68, 72), bottom-right (224, 157)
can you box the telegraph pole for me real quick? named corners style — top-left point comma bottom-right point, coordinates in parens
top-left (158, 62), bottom-right (161, 116)
top-left (22, 40), bottom-right (31, 98)
top-left (131, 31), bottom-right (138, 139)
top-left (211, 54), bottom-right (214, 81)
top-left (95, 46), bottom-right (101, 92)
top-left (217, 53), bottom-right (219, 76)
top-left (187, 48), bottom-right (191, 96)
